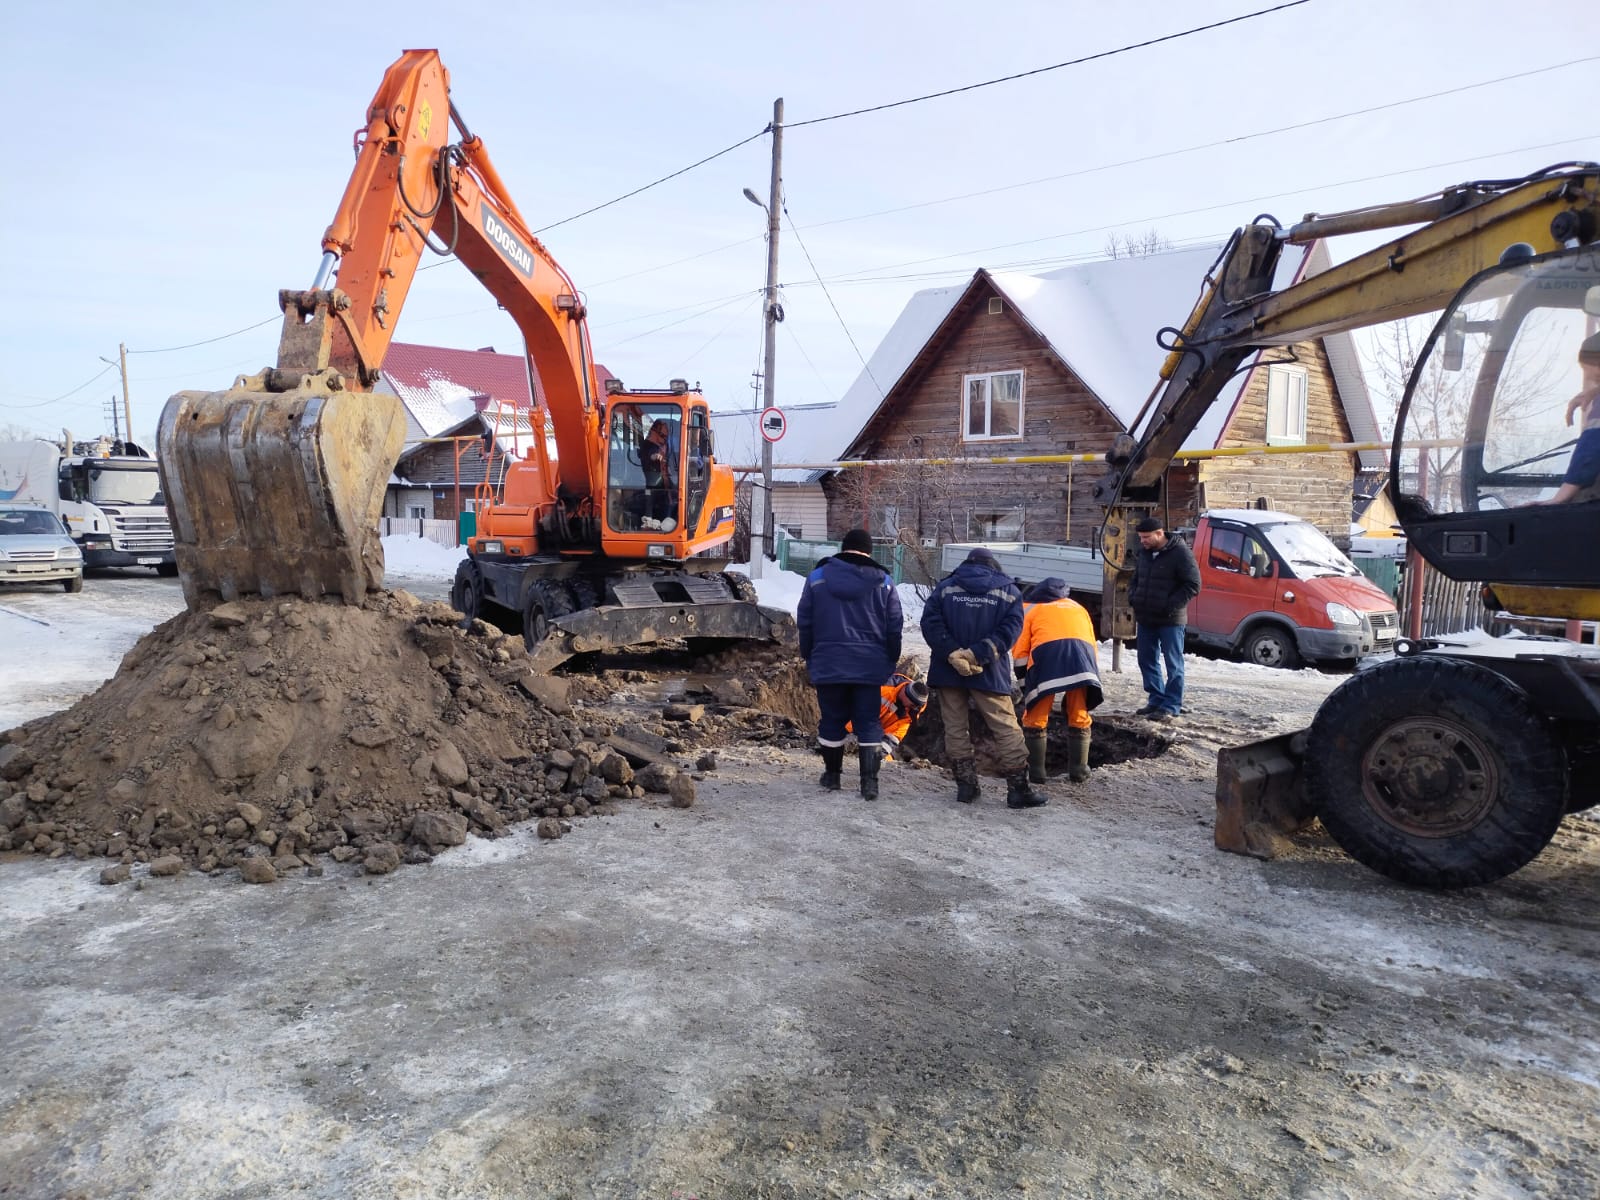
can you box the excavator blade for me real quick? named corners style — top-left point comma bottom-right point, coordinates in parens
top-left (1214, 729), bottom-right (1315, 859)
top-left (158, 379), bottom-right (406, 609)
top-left (527, 601), bottom-right (798, 674)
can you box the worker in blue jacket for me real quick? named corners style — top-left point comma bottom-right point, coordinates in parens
top-left (920, 548), bottom-right (1044, 809)
top-left (797, 528), bottom-right (903, 800)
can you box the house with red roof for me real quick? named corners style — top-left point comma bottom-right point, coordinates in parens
top-left (376, 342), bottom-right (614, 524)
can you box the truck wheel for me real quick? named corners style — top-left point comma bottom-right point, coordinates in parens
top-left (1304, 657), bottom-right (1568, 888)
top-left (722, 571), bottom-right (759, 604)
top-left (1242, 624), bottom-right (1300, 670)
top-left (522, 580), bottom-right (575, 650)
top-left (451, 561), bottom-right (484, 624)
top-left (63, 573), bottom-right (84, 594)
top-left (156, 562), bottom-right (179, 578)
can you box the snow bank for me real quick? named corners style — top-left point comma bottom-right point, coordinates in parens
top-left (382, 535), bottom-right (466, 579)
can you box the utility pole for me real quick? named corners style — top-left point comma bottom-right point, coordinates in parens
top-left (115, 343), bottom-right (131, 446)
top-left (749, 98), bottom-right (783, 579)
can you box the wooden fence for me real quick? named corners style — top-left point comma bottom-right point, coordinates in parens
top-left (379, 517), bottom-right (459, 549)
top-left (1398, 560), bottom-right (1486, 638)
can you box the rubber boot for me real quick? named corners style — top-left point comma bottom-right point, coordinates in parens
top-left (953, 757), bottom-right (981, 804)
top-left (1005, 769), bottom-right (1048, 809)
top-left (819, 745), bottom-right (844, 791)
top-left (858, 747), bottom-right (882, 800)
top-left (1024, 728), bottom-right (1049, 784)
top-left (1067, 728), bottom-right (1091, 783)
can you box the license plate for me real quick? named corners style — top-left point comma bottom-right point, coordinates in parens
top-left (137, 557), bottom-right (162, 565)
top-left (1374, 628), bottom-right (1396, 641)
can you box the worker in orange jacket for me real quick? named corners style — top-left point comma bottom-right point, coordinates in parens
top-left (849, 671), bottom-right (929, 760)
top-left (1012, 577), bottom-right (1103, 784)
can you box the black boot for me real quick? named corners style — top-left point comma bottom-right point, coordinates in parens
top-left (1005, 769), bottom-right (1048, 809)
top-left (819, 745), bottom-right (844, 791)
top-left (858, 746), bottom-right (881, 800)
top-left (1024, 728), bottom-right (1049, 784)
top-left (1067, 728), bottom-right (1091, 783)
top-left (953, 757), bottom-right (980, 804)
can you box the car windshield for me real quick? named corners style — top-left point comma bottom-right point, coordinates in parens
top-left (0, 508), bottom-right (66, 535)
top-left (1260, 520), bottom-right (1359, 578)
top-left (87, 464), bottom-right (161, 504)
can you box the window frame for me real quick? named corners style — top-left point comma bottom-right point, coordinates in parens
top-left (966, 505), bottom-right (1025, 541)
top-left (961, 369), bottom-right (1025, 442)
top-left (1265, 363), bottom-right (1309, 446)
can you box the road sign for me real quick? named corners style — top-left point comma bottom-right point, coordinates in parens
top-left (759, 407), bottom-right (788, 442)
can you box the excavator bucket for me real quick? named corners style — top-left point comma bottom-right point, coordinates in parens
top-left (157, 377), bottom-right (406, 609)
top-left (1214, 729), bottom-right (1315, 859)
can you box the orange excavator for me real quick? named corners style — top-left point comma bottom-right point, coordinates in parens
top-left (157, 50), bottom-right (791, 670)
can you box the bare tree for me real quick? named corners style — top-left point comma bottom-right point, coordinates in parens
top-left (1365, 315), bottom-right (1558, 509)
top-left (827, 431), bottom-right (980, 590)
top-left (1, 422), bottom-right (47, 442)
top-left (1103, 229), bottom-right (1173, 259)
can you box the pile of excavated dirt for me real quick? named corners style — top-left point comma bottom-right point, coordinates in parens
top-left (0, 591), bottom-right (696, 883)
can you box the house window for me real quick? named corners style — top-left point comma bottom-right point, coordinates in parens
top-left (408, 505), bottom-right (427, 520)
top-left (962, 370), bottom-right (1023, 441)
top-left (968, 506), bottom-right (1024, 540)
top-left (1266, 364), bottom-right (1308, 445)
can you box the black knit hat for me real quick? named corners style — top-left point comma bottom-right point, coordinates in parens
top-left (841, 528), bottom-right (874, 554)
top-left (965, 547), bottom-right (1001, 570)
top-left (1135, 517), bottom-right (1164, 534)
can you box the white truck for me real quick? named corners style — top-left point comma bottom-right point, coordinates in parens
top-left (0, 437), bottom-right (176, 574)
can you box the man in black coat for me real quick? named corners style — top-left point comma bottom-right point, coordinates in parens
top-left (1129, 516), bottom-right (1202, 722)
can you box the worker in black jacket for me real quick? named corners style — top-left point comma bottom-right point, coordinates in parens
top-left (1128, 516), bottom-right (1202, 722)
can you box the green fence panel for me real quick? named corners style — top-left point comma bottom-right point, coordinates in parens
top-left (458, 511), bottom-right (477, 542)
top-left (1351, 556), bottom-right (1400, 598)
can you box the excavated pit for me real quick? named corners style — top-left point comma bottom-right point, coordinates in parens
top-left (901, 693), bottom-right (1173, 776)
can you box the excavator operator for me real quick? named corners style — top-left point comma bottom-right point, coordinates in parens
top-left (641, 419), bottom-right (676, 524)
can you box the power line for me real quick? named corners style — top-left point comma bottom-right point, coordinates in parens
top-left (533, 128), bottom-right (770, 234)
top-left (797, 56), bottom-right (1600, 233)
top-left (579, 56), bottom-right (1595, 297)
top-left (674, 293), bottom-right (763, 376)
top-left (0, 363), bottom-right (115, 410)
top-left (781, 201), bottom-right (883, 398)
top-left (786, 133), bottom-right (1600, 288)
top-left (604, 290), bottom-right (759, 349)
top-left (788, 0), bottom-right (1315, 128)
top-left (126, 315), bottom-right (281, 354)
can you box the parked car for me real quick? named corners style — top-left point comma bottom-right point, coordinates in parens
top-left (0, 504), bottom-right (85, 592)
top-left (1183, 509), bottom-right (1399, 669)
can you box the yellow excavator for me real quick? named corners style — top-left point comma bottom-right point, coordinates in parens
top-left (155, 50), bottom-right (790, 670)
top-left (1097, 162), bottom-right (1600, 888)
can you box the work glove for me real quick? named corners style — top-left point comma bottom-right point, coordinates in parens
top-left (947, 648), bottom-right (983, 677)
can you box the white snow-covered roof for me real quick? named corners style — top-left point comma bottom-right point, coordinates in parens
top-left (711, 402), bottom-right (838, 485)
top-left (832, 241), bottom-right (1382, 462)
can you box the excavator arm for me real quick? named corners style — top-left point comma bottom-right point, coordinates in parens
top-left (1097, 163), bottom-right (1600, 629)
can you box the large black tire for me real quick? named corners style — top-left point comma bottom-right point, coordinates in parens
top-left (522, 579), bottom-right (575, 651)
top-left (1242, 623), bottom-right (1301, 670)
top-left (451, 561), bottom-right (484, 624)
top-left (722, 571), bottom-right (759, 604)
top-left (155, 562), bottom-right (179, 578)
top-left (1304, 657), bottom-right (1568, 888)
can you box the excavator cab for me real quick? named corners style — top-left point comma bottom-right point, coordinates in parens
top-left (1395, 246), bottom-right (1600, 592)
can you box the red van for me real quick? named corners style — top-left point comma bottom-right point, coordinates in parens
top-left (1184, 509), bottom-right (1399, 669)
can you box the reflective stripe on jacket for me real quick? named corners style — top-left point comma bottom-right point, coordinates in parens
top-left (1013, 596), bottom-right (1103, 711)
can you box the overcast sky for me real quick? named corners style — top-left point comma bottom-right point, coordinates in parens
top-left (2, 0), bottom-right (1595, 446)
